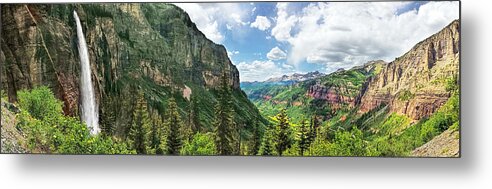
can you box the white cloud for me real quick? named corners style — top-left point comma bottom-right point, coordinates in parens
top-left (282, 64), bottom-right (294, 69)
top-left (232, 13), bottom-right (248, 25)
top-left (266, 46), bottom-right (287, 60)
top-left (227, 50), bottom-right (240, 59)
top-left (270, 2), bottom-right (459, 73)
top-left (236, 60), bottom-right (294, 82)
top-left (250, 16), bottom-right (272, 31)
top-left (174, 3), bottom-right (251, 44)
top-left (271, 3), bottom-right (299, 42)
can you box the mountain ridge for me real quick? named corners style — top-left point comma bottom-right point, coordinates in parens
top-left (359, 19), bottom-right (460, 120)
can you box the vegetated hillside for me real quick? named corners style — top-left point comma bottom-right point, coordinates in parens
top-left (247, 20), bottom-right (460, 157)
top-left (248, 61), bottom-right (385, 123)
top-left (1, 4), bottom-right (265, 137)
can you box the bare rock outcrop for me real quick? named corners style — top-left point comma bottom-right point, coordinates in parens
top-left (412, 128), bottom-right (460, 157)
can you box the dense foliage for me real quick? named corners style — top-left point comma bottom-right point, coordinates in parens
top-left (10, 78), bottom-right (459, 156)
top-left (16, 87), bottom-right (134, 154)
top-left (180, 132), bottom-right (216, 155)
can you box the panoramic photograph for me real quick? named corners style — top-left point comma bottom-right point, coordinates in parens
top-left (0, 1), bottom-right (460, 156)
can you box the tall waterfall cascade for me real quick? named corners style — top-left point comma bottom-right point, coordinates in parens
top-left (74, 11), bottom-right (100, 135)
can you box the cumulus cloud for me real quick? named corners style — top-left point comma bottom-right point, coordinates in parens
top-left (250, 16), bottom-right (272, 31)
top-left (236, 60), bottom-right (294, 82)
top-left (266, 46), bottom-right (287, 60)
top-left (227, 50), bottom-right (240, 59)
top-left (271, 3), bottom-right (299, 42)
top-left (270, 1), bottom-right (459, 73)
top-left (174, 3), bottom-right (251, 44)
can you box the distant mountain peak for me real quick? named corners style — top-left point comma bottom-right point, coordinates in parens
top-left (265, 71), bottom-right (326, 83)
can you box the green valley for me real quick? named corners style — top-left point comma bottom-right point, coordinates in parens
top-left (1, 3), bottom-right (460, 157)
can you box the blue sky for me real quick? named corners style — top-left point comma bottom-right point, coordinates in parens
top-left (175, 1), bottom-right (459, 82)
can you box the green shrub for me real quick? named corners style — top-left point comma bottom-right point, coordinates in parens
top-left (16, 86), bottom-right (134, 154)
top-left (330, 127), bottom-right (370, 156)
top-left (17, 86), bottom-right (63, 120)
top-left (305, 137), bottom-right (332, 156)
top-left (180, 132), bottom-right (216, 155)
top-left (282, 143), bottom-right (300, 156)
top-left (445, 76), bottom-right (459, 92)
top-left (1, 89), bottom-right (6, 99)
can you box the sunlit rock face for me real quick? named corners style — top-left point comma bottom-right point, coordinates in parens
top-left (359, 20), bottom-right (460, 120)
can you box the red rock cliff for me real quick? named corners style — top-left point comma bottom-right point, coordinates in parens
top-left (359, 20), bottom-right (460, 120)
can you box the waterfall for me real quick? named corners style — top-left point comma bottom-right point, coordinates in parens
top-left (74, 11), bottom-right (100, 135)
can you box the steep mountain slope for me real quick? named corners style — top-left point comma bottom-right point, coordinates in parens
top-left (359, 20), bottom-right (460, 120)
top-left (1, 4), bottom-right (263, 138)
top-left (411, 127), bottom-right (459, 157)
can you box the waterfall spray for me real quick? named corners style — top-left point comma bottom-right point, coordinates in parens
top-left (74, 11), bottom-right (100, 135)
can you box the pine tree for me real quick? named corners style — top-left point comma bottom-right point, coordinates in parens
top-left (298, 119), bottom-right (310, 156)
top-left (309, 115), bottom-right (318, 143)
top-left (183, 95), bottom-right (193, 143)
top-left (214, 71), bottom-right (235, 155)
top-left (128, 91), bottom-right (151, 154)
top-left (248, 120), bottom-right (261, 155)
top-left (189, 94), bottom-right (201, 132)
top-left (164, 97), bottom-right (183, 155)
top-left (274, 109), bottom-right (292, 156)
top-left (233, 122), bottom-right (242, 155)
top-left (258, 127), bottom-right (275, 156)
top-left (149, 112), bottom-right (165, 154)
top-left (182, 121), bottom-right (193, 144)
top-left (100, 95), bottom-right (116, 136)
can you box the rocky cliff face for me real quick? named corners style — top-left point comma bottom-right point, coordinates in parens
top-left (359, 20), bottom-right (460, 120)
top-left (1, 4), bottom-right (253, 135)
top-left (306, 61), bottom-right (385, 112)
top-left (307, 82), bottom-right (358, 111)
top-left (1, 5), bottom-right (80, 115)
